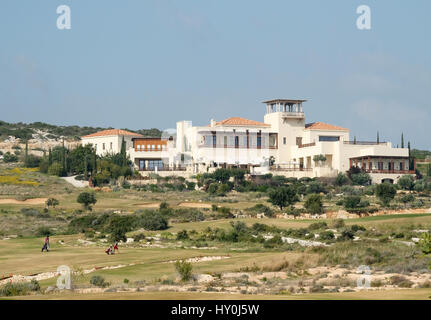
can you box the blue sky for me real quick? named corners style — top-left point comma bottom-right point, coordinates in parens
top-left (0, 0), bottom-right (430, 149)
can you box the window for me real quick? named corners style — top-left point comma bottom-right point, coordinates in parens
top-left (110, 142), bottom-right (113, 150)
top-left (139, 160), bottom-right (145, 171)
top-left (400, 162), bottom-right (404, 171)
top-left (212, 135), bottom-right (217, 147)
top-left (102, 143), bottom-right (105, 150)
top-left (147, 144), bottom-right (150, 150)
top-left (224, 136), bottom-right (227, 148)
top-left (137, 145), bottom-right (141, 151)
top-left (147, 160), bottom-right (163, 170)
top-left (243, 136), bottom-right (247, 147)
top-left (235, 136), bottom-right (239, 148)
top-left (157, 145), bottom-right (161, 150)
top-left (257, 136), bottom-right (262, 148)
top-left (283, 137), bottom-right (286, 145)
top-left (152, 145), bottom-right (155, 150)
top-left (378, 162), bottom-right (383, 170)
top-left (319, 136), bottom-right (340, 142)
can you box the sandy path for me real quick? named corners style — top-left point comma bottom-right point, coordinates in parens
top-left (0, 198), bottom-right (47, 205)
top-left (178, 202), bottom-right (212, 209)
top-left (139, 203), bottom-right (161, 208)
top-left (62, 176), bottom-right (89, 188)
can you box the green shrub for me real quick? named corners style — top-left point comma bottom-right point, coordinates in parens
top-left (175, 260), bottom-right (193, 281)
top-left (133, 233), bottom-right (146, 242)
top-left (208, 183), bottom-right (219, 195)
top-left (140, 211), bottom-right (168, 230)
top-left (48, 162), bottom-right (63, 176)
top-left (351, 172), bottom-right (371, 186)
top-left (375, 183), bottom-right (396, 207)
top-left (398, 175), bottom-right (415, 190)
top-left (0, 280), bottom-right (40, 296)
top-left (308, 222), bottom-right (328, 231)
top-left (159, 201), bottom-right (169, 210)
top-left (335, 173), bottom-right (348, 186)
top-left (176, 230), bottom-right (189, 240)
top-left (319, 231), bottom-right (335, 240)
top-left (339, 230), bottom-right (354, 241)
top-left (35, 226), bottom-right (53, 237)
top-left (304, 194), bottom-right (324, 214)
top-left (90, 275), bottom-right (110, 288)
top-left (268, 186), bottom-right (298, 210)
top-left (389, 275), bottom-right (413, 288)
top-left (46, 198), bottom-right (59, 208)
top-left (24, 155), bottom-right (42, 168)
top-left (343, 196), bottom-right (361, 209)
top-left (186, 181), bottom-right (196, 190)
top-left (3, 152), bottom-right (18, 163)
top-left (217, 183), bottom-right (231, 196)
top-left (77, 192), bottom-right (97, 211)
top-left (307, 181), bottom-right (325, 194)
top-left (400, 194), bottom-right (415, 204)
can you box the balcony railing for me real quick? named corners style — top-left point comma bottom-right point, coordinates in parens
top-left (363, 169), bottom-right (415, 174)
top-left (343, 141), bottom-right (386, 145)
top-left (139, 166), bottom-right (187, 172)
top-left (298, 142), bottom-right (316, 148)
top-left (198, 144), bottom-right (277, 149)
top-left (270, 166), bottom-right (312, 172)
top-left (281, 112), bottom-right (305, 118)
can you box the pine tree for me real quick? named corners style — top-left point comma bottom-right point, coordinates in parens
top-left (401, 133), bottom-right (404, 148)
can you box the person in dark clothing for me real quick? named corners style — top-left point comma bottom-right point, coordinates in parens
top-left (41, 235), bottom-right (50, 252)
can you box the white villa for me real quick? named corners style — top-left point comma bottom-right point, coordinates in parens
top-left (81, 99), bottom-right (415, 184)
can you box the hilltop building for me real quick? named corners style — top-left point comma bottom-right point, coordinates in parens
top-left (81, 99), bottom-right (415, 184)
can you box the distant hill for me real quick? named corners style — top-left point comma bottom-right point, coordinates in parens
top-left (411, 149), bottom-right (431, 161)
top-left (0, 120), bottom-right (162, 141)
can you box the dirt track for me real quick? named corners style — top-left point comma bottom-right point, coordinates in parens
top-left (0, 198), bottom-right (47, 205)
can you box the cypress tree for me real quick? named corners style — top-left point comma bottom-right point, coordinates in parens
top-left (62, 138), bottom-right (66, 176)
top-left (354, 136), bottom-right (357, 144)
top-left (401, 133), bottom-right (404, 148)
top-left (120, 136), bottom-right (126, 167)
top-left (377, 131), bottom-right (380, 144)
top-left (48, 148), bottom-right (52, 166)
top-left (84, 155), bottom-right (88, 178)
top-left (24, 140), bottom-right (28, 166)
top-left (408, 141), bottom-right (412, 169)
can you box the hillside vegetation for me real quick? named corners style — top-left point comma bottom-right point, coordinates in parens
top-left (0, 120), bottom-right (162, 142)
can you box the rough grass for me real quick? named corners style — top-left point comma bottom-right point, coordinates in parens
top-left (8, 288), bottom-right (431, 300)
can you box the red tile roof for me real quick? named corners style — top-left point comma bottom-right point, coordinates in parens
top-left (305, 122), bottom-right (349, 131)
top-left (213, 117), bottom-right (270, 127)
top-left (81, 129), bottom-right (144, 138)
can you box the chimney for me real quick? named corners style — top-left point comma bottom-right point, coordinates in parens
top-left (210, 119), bottom-right (216, 127)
